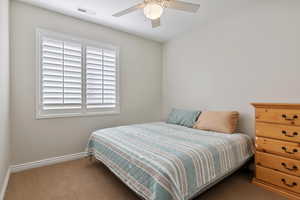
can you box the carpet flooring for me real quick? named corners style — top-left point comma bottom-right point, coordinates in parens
top-left (5, 158), bottom-right (287, 200)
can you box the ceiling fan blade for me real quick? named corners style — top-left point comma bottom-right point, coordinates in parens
top-left (151, 18), bottom-right (161, 28)
top-left (112, 3), bottom-right (145, 17)
top-left (167, 0), bottom-right (200, 13)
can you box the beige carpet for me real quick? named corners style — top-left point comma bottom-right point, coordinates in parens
top-left (5, 158), bottom-right (286, 200)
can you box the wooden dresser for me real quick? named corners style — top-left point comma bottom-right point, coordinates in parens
top-left (252, 103), bottom-right (300, 200)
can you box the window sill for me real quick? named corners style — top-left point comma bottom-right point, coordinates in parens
top-left (36, 110), bottom-right (120, 120)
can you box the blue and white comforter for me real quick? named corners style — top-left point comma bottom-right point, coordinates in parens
top-left (87, 122), bottom-right (253, 200)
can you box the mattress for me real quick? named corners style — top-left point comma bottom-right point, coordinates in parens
top-left (87, 122), bottom-right (254, 200)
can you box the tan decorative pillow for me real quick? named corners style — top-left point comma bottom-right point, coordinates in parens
top-left (193, 111), bottom-right (239, 134)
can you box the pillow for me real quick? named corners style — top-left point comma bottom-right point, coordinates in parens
top-left (193, 111), bottom-right (239, 133)
top-left (167, 108), bottom-right (201, 128)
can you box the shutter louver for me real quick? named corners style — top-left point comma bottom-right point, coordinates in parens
top-left (41, 37), bottom-right (82, 111)
top-left (86, 46), bottom-right (117, 109)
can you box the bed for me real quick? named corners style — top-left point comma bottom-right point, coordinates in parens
top-left (87, 122), bottom-right (254, 200)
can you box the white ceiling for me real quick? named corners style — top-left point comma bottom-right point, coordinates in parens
top-left (18, 0), bottom-right (252, 42)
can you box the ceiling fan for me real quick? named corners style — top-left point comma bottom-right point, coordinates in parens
top-left (112, 0), bottom-right (200, 28)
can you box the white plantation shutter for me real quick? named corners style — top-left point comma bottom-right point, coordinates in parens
top-left (41, 37), bottom-right (82, 111)
top-left (86, 46), bottom-right (117, 109)
top-left (37, 29), bottom-right (119, 118)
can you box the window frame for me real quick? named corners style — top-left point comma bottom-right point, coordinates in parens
top-left (36, 28), bottom-right (120, 119)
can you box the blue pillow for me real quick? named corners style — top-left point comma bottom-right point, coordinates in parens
top-left (166, 108), bottom-right (201, 128)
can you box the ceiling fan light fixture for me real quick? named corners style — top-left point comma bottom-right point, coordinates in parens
top-left (143, 3), bottom-right (163, 20)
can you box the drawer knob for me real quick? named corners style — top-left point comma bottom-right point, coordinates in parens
top-left (281, 146), bottom-right (298, 154)
top-left (281, 130), bottom-right (298, 137)
top-left (281, 178), bottom-right (297, 187)
top-left (282, 114), bottom-right (298, 121)
top-left (281, 162), bottom-right (298, 171)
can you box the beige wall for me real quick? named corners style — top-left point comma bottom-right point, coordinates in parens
top-left (162, 1), bottom-right (300, 137)
top-left (10, 1), bottom-right (162, 165)
top-left (0, 0), bottom-right (11, 191)
top-left (10, 0), bottom-right (300, 165)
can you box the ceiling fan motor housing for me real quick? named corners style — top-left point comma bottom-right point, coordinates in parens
top-left (144, 0), bottom-right (172, 8)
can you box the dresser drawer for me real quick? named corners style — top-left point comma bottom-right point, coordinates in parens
top-left (256, 108), bottom-right (300, 126)
top-left (256, 165), bottom-right (300, 194)
top-left (256, 152), bottom-right (300, 177)
top-left (256, 137), bottom-right (300, 160)
top-left (256, 122), bottom-right (300, 143)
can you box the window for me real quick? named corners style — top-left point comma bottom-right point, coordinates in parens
top-left (36, 29), bottom-right (120, 119)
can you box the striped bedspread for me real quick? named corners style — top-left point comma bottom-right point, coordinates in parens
top-left (87, 122), bottom-right (253, 200)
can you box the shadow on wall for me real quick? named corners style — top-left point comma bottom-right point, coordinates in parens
top-left (238, 113), bottom-right (255, 136)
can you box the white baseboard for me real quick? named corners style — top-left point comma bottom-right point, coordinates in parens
top-left (0, 167), bottom-right (11, 200)
top-left (10, 152), bottom-right (88, 173)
